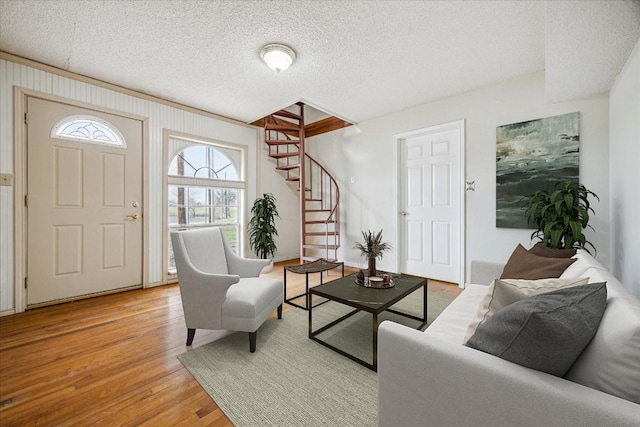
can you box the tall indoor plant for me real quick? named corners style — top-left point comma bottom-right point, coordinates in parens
top-left (353, 229), bottom-right (392, 277)
top-left (524, 181), bottom-right (599, 254)
top-left (248, 193), bottom-right (280, 260)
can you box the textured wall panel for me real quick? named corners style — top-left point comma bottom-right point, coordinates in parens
top-left (0, 61), bottom-right (14, 311)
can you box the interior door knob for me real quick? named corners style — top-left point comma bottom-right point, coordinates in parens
top-left (127, 213), bottom-right (140, 220)
top-left (400, 211), bottom-right (408, 216)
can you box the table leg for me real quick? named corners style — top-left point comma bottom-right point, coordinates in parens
top-left (423, 281), bottom-right (428, 323)
top-left (284, 269), bottom-right (288, 302)
top-left (308, 292), bottom-right (313, 338)
top-left (305, 272), bottom-right (310, 309)
top-left (373, 311), bottom-right (379, 371)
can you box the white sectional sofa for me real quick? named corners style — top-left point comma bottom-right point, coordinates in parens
top-left (378, 250), bottom-right (640, 427)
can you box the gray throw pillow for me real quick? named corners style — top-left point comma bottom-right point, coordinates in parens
top-left (465, 282), bottom-right (607, 377)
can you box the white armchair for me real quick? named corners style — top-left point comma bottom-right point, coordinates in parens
top-left (171, 227), bottom-right (283, 352)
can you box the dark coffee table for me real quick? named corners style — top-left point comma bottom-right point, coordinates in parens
top-left (308, 273), bottom-right (427, 371)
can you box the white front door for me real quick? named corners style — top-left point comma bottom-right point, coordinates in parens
top-left (399, 121), bottom-right (464, 284)
top-left (26, 96), bottom-right (143, 306)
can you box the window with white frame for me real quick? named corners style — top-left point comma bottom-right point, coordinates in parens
top-left (167, 140), bottom-right (245, 273)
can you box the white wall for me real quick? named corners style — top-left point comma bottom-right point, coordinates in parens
top-left (0, 56), bottom-right (260, 313)
top-left (308, 72), bottom-right (611, 282)
top-left (256, 141), bottom-right (301, 262)
top-left (609, 37), bottom-right (640, 298)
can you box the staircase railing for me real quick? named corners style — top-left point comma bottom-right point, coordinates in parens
top-left (301, 152), bottom-right (340, 261)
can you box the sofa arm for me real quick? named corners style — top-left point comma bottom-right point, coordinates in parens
top-left (378, 321), bottom-right (640, 427)
top-left (470, 260), bottom-right (503, 285)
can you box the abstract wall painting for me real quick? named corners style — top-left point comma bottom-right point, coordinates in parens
top-left (496, 112), bottom-right (580, 228)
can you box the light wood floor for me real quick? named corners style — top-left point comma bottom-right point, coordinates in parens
top-left (0, 261), bottom-right (461, 426)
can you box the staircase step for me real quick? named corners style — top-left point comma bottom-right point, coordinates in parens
top-left (305, 197), bottom-right (322, 202)
top-left (277, 164), bottom-right (299, 171)
top-left (287, 179), bottom-right (310, 191)
top-left (273, 109), bottom-right (302, 120)
top-left (266, 139), bottom-right (299, 146)
top-left (305, 232), bottom-right (339, 236)
top-left (306, 219), bottom-right (337, 224)
top-left (303, 244), bottom-right (340, 250)
top-left (306, 209), bottom-right (331, 212)
top-left (265, 123), bottom-right (300, 132)
top-left (270, 152), bottom-right (299, 158)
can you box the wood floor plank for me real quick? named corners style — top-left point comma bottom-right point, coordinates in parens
top-left (0, 260), bottom-right (460, 426)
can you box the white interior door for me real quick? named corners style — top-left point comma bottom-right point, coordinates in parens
top-left (26, 96), bottom-right (143, 306)
top-left (399, 121), bottom-right (463, 284)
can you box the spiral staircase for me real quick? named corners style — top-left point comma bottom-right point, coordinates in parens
top-left (259, 103), bottom-right (344, 262)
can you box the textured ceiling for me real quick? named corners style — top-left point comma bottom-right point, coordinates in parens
top-left (546, 0), bottom-right (640, 103)
top-left (1, 1), bottom-right (639, 124)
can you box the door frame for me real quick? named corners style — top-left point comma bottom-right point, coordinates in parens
top-left (393, 119), bottom-right (466, 288)
top-left (13, 87), bottom-right (150, 313)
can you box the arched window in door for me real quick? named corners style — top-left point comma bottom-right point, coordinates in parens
top-left (51, 115), bottom-right (126, 147)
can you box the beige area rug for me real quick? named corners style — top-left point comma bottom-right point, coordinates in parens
top-left (178, 289), bottom-right (454, 427)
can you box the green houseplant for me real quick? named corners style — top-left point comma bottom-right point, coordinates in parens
top-left (353, 229), bottom-right (392, 277)
top-left (248, 193), bottom-right (280, 260)
top-left (524, 181), bottom-right (599, 254)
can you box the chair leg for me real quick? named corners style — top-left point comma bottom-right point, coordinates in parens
top-left (277, 303), bottom-right (283, 319)
top-left (249, 331), bottom-right (257, 353)
top-left (186, 328), bottom-right (196, 346)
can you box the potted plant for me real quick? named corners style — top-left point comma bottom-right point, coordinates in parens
top-left (353, 229), bottom-right (392, 277)
top-left (248, 193), bottom-right (280, 268)
top-left (524, 181), bottom-right (599, 254)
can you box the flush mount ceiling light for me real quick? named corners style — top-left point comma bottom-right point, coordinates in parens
top-left (260, 43), bottom-right (296, 72)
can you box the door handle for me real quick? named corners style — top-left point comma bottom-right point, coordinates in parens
top-left (400, 211), bottom-right (408, 217)
top-left (126, 213), bottom-right (140, 220)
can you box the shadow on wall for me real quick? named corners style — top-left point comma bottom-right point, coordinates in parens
top-left (611, 199), bottom-right (640, 298)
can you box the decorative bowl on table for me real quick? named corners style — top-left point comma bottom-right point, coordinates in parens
top-left (355, 274), bottom-right (395, 289)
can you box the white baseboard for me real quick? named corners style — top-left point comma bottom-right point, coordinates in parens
top-left (1, 308), bottom-right (16, 317)
top-left (146, 280), bottom-right (169, 288)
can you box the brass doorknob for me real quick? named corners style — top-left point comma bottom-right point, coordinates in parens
top-left (400, 211), bottom-right (408, 217)
top-left (127, 213), bottom-right (140, 220)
